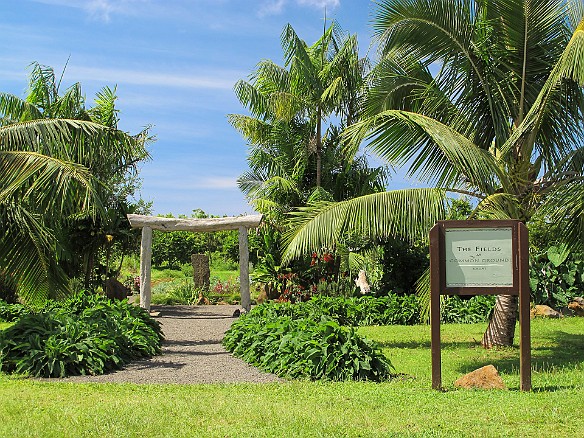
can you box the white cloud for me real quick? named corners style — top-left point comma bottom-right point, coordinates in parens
top-left (31, 0), bottom-right (150, 22)
top-left (145, 176), bottom-right (239, 191)
top-left (258, 0), bottom-right (287, 17)
top-left (66, 65), bottom-right (241, 90)
top-left (259, 0), bottom-right (340, 16)
top-left (297, 0), bottom-right (340, 8)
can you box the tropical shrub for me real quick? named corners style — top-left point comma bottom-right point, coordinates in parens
top-left (0, 300), bottom-right (27, 322)
top-left (223, 306), bottom-right (394, 381)
top-left (304, 295), bottom-right (421, 326)
top-left (150, 280), bottom-right (200, 305)
top-left (530, 244), bottom-right (584, 308)
top-left (0, 293), bottom-right (163, 377)
top-left (440, 295), bottom-right (496, 324)
top-left (249, 294), bottom-right (493, 326)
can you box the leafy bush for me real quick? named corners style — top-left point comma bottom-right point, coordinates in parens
top-left (223, 306), bottom-right (394, 381)
top-left (0, 293), bottom-right (163, 377)
top-left (247, 294), bottom-right (493, 327)
top-left (256, 295), bottom-right (416, 326)
top-left (440, 295), bottom-right (496, 324)
top-left (151, 280), bottom-right (200, 305)
top-left (530, 244), bottom-right (584, 308)
top-left (0, 300), bottom-right (27, 322)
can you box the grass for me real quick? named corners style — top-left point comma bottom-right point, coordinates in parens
top-left (1, 318), bottom-right (582, 437)
top-left (212, 270), bottom-right (240, 283)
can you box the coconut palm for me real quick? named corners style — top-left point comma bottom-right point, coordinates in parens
top-left (0, 63), bottom-right (149, 302)
top-left (283, 0), bottom-right (584, 347)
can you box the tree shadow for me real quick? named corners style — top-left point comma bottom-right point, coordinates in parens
top-left (376, 340), bottom-right (480, 350)
top-left (453, 331), bottom-right (584, 391)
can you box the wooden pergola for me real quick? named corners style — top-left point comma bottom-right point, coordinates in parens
top-left (127, 214), bottom-right (263, 311)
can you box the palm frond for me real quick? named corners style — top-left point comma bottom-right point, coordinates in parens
top-left (502, 14), bottom-right (584, 164)
top-left (0, 92), bottom-right (43, 124)
top-left (283, 188), bottom-right (447, 262)
top-left (0, 151), bottom-right (97, 214)
top-left (344, 110), bottom-right (504, 195)
top-left (537, 179), bottom-right (584, 250)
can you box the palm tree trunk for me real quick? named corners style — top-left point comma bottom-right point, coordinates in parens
top-left (316, 107), bottom-right (322, 187)
top-left (482, 294), bottom-right (518, 348)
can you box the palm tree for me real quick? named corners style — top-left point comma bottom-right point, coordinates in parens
top-left (0, 63), bottom-right (149, 302)
top-left (283, 0), bottom-right (584, 347)
top-left (229, 22), bottom-right (381, 218)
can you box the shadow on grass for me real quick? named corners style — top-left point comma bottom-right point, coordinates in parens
top-left (454, 331), bottom-right (584, 371)
top-left (375, 340), bottom-right (481, 350)
top-left (451, 331), bottom-right (584, 391)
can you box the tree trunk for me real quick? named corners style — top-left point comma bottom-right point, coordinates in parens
top-left (482, 294), bottom-right (519, 348)
top-left (316, 107), bottom-right (322, 187)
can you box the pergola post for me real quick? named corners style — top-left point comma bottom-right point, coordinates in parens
top-left (140, 226), bottom-right (153, 311)
top-left (238, 226), bottom-right (251, 311)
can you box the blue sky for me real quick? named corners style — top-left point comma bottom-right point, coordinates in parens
top-left (1, 0), bottom-right (394, 216)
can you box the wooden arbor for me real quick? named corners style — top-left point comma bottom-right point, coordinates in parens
top-left (127, 214), bottom-right (263, 311)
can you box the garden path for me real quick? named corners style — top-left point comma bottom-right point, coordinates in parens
top-left (59, 305), bottom-right (283, 384)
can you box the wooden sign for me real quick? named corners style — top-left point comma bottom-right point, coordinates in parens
top-left (444, 226), bottom-right (514, 288)
top-left (429, 220), bottom-right (531, 391)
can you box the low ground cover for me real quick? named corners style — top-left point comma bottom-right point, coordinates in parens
top-left (0, 294), bottom-right (163, 377)
top-left (0, 318), bottom-right (582, 436)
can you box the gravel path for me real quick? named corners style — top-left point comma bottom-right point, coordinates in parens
top-left (59, 305), bottom-right (283, 384)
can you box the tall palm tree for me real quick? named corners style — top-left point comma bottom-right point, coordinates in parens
top-left (0, 63), bottom-right (149, 302)
top-left (283, 0), bottom-right (584, 347)
top-left (229, 22), bottom-right (381, 219)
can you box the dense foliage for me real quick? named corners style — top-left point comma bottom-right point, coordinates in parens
top-left (0, 294), bottom-right (163, 377)
top-left (223, 294), bottom-right (496, 381)
top-left (223, 303), bottom-right (395, 381)
top-left (0, 300), bottom-right (26, 322)
top-left (0, 63), bottom-right (151, 302)
top-left (259, 295), bottom-right (494, 326)
top-left (283, 0), bottom-right (584, 348)
top-left (151, 211), bottom-right (239, 268)
top-left (530, 245), bottom-right (584, 308)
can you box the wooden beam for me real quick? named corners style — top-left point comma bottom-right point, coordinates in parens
top-left (127, 214), bottom-right (262, 232)
top-left (238, 226), bottom-right (251, 312)
top-left (429, 224), bottom-right (442, 390)
top-left (140, 226), bottom-right (153, 311)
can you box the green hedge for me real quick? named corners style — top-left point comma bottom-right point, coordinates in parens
top-left (223, 308), bottom-right (394, 381)
top-left (0, 293), bottom-right (163, 378)
top-left (253, 294), bottom-right (495, 326)
top-left (222, 294), bottom-right (495, 382)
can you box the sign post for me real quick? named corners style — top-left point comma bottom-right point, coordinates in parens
top-left (429, 220), bottom-right (531, 391)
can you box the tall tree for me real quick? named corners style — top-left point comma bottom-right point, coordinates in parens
top-left (229, 22), bottom-right (384, 218)
top-left (283, 0), bottom-right (584, 347)
top-left (0, 63), bottom-right (150, 301)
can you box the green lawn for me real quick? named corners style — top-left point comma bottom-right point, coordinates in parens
top-left (1, 318), bottom-right (582, 437)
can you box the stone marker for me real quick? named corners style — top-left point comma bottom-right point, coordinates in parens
top-left (454, 365), bottom-right (507, 390)
top-left (191, 254), bottom-right (210, 289)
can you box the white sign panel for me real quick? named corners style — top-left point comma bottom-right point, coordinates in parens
top-left (445, 227), bottom-right (514, 287)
